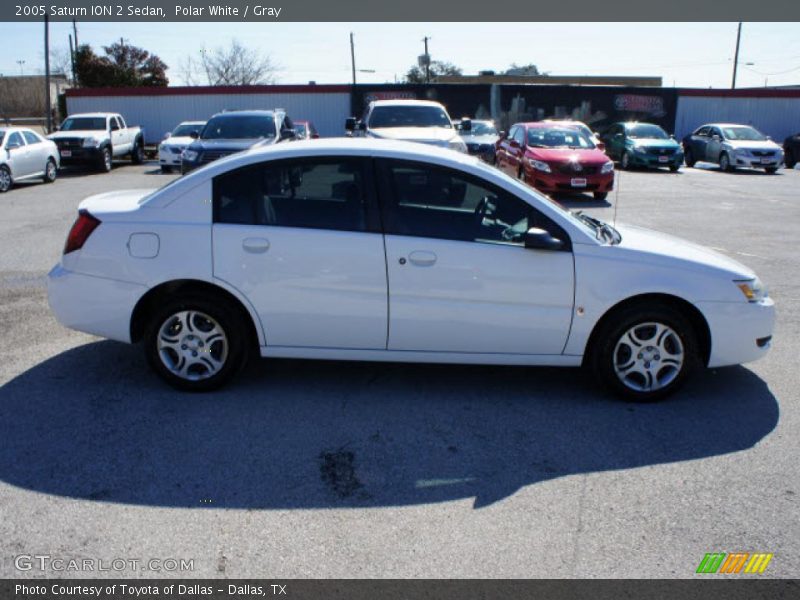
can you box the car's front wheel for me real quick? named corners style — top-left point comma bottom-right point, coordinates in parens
top-left (765, 166), bottom-right (778, 174)
top-left (593, 192), bottom-right (608, 201)
top-left (590, 303), bottom-right (700, 402)
top-left (160, 165), bottom-right (172, 173)
top-left (0, 165), bottom-right (12, 193)
top-left (98, 147), bottom-right (112, 172)
top-left (684, 147), bottom-right (696, 167)
top-left (144, 295), bottom-right (250, 391)
top-left (621, 152), bottom-right (632, 170)
top-left (719, 152), bottom-right (734, 172)
top-left (785, 149), bottom-right (796, 169)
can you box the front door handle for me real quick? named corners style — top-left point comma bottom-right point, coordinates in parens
top-left (242, 237), bottom-right (270, 254)
top-left (408, 251), bottom-right (437, 267)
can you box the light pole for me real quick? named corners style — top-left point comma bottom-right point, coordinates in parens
top-left (731, 22), bottom-right (742, 89)
top-left (16, 60), bottom-right (25, 75)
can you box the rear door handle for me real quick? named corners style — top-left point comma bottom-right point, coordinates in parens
top-left (242, 237), bottom-right (270, 254)
top-left (408, 251), bottom-right (437, 267)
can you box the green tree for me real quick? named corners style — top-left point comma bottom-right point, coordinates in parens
top-left (405, 60), bottom-right (462, 83)
top-left (75, 41), bottom-right (168, 88)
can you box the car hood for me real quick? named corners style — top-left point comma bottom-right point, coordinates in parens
top-left (462, 134), bottom-right (499, 144)
top-left (79, 189), bottom-right (155, 217)
top-left (48, 130), bottom-right (107, 140)
top-left (162, 136), bottom-right (194, 147)
top-left (614, 223), bottom-right (755, 278)
top-left (724, 139), bottom-right (782, 151)
top-left (627, 138), bottom-right (680, 149)
top-left (368, 127), bottom-right (457, 144)
top-left (527, 147), bottom-right (609, 165)
top-left (190, 138), bottom-right (273, 151)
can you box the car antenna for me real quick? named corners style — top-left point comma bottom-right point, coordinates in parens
top-left (612, 168), bottom-right (621, 228)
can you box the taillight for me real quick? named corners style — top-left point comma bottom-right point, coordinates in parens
top-left (64, 210), bottom-right (101, 254)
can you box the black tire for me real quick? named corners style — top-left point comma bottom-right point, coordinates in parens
top-left (785, 149), bottom-right (796, 169)
top-left (131, 139), bottom-right (144, 165)
top-left (620, 151), bottom-right (632, 170)
top-left (0, 165), bottom-right (12, 193)
top-left (719, 152), bottom-right (733, 172)
top-left (98, 147), bottom-right (112, 172)
top-left (588, 302), bottom-right (700, 402)
top-left (143, 294), bottom-right (251, 392)
top-left (765, 167), bottom-right (778, 174)
top-left (160, 165), bottom-right (173, 173)
top-left (594, 192), bottom-right (608, 201)
top-left (684, 147), bottom-right (695, 167)
top-left (669, 164), bottom-right (680, 173)
top-left (43, 158), bottom-right (57, 183)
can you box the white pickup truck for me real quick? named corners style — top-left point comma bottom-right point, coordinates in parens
top-left (48, 112), bottom-right (144, 172)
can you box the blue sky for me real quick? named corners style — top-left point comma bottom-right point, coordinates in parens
top-left (1, 21), bottom-right (799, 88)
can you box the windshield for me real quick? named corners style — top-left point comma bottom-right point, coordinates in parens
top-left (172, 123), bottom-right (203, 137)
top-left (461, 121), bottom-right (498, 136)
top-left (722, 126), bottom-right (767, 141)
top-left (626, 123), bottom-right (669, 139)
top-left (61, 117), bottom-right (106, 131)
top-left (527, 127), bottom-right (596, 149)
top-left (368, 105), bottom-right (453, 129)
top-left (201, 115), bottom-right (276, 140)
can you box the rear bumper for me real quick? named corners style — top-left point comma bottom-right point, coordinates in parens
top-left (47, 264), bottom-right (145, 344)
top-left (696, 297), bottom-right (776, 368)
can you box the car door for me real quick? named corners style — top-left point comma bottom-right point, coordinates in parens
top-left (21, 130), bottom-right (46, 174)
top-left (706, 127), bottom-right (723, 162)
top-left (109, 117), bottom-right (128, 154)
top-left (378, 158), bottom-right (575, 355)
top-left (495, 125), bottom-right (516, 172)
top-left (4, 131), bottom-right (34, 177)
top-left (687, 126), bottom-right (709, 158)
top-left (506, 126), bottom-right (527, 176)
top-left (605, 124), bottom-right (623, 160)
top-left (212, 156), bottom-right (388, 349)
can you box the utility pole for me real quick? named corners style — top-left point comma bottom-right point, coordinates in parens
top-left (350, 32), bottom-right (356, 85)
top-left (68, 34), bottom-right (76, 83)
top-left (72, 18), bottom-right (78, 48)
top-left (16, 60), bottom-right (25, 75)
top-left (731, 22), bottom-right (742, 89)
top-left (44, 13), bottom-right (52, 132)
top-left (422, 36), bottom-right (431, 83)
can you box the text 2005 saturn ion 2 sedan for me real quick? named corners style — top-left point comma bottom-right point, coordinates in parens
top-left (48, 138), bottom-right (774, 401)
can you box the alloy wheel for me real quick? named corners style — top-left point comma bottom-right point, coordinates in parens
top-left (156, 310), bottom-right (229, 381)
top-left (613, 321), bottom-right (684, 393)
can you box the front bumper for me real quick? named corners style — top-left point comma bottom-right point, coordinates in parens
top-left (56, 146), bottom-right (104, 165)
top-left (158, 148), bottom-right (184, 167)
top-left (696, 297), bottom-right (775, 368)
top-left (734, 155), bottom-right (782, 169)
top-left (629, 152), bottom-right (684, 169)
top-left (528, 168), bottom-right (614, 194)
top-left (48, 264), bottom-right (146, 344)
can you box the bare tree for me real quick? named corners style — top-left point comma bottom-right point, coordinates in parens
top-left (181, 39), bottom-right (279, 86)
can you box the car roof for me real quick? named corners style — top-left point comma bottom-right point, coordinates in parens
top-left (65, 113), bottom-right (116, 119)
top-left (370, 99), bottom-right (446, 108)
top-left (521, 122), bottom-right (585, 129)
top-left (210, 110), bottom-right (280, 118)
top-left (701, 123), bottom-right (753, 128)
top-left (179, 120), bottom-right (206, 125)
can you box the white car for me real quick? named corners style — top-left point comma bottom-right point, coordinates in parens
top-left (0, 127), bottom-right (60, 193)
top-left (47, 139), bottom-right (774, 401)
top-left (158, 120), bottom-right (206, 173)
top-left (345, 100), bottom-right (467, 153)
top-left (48, 112), bottom-right (144, 172)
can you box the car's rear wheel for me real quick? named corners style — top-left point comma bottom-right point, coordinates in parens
top-left (131, 140), bottom-right (144, 164)
top-left (684, 147), bottom-right (696, 167)
top-left (669, 164), bottom-right (680, 172)
top-left (43, 158), bottom-right (57, 183)
top-left (0, 166), bottom-right (12, 193)
top-left (589, 303), bottom-right (700, 402)
top-left (594, 192), bottom-right (608, 201)
top-left (144, 295), bottom-right (250, 391)
top-left (719, 152), bottom-right (733, 172)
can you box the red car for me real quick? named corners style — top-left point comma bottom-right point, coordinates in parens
top-left (496, 122), bottom-right (614, 200)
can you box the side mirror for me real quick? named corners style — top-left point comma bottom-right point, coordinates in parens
top-left (52, 126), bottom-right (59, 132)
top-left (461, 118), bottom-right (472, 132)
top-left (164, 132), bottom-right (172, 139)
top-left (712, 134), bottom-right (721, 141)
top-left (189, 131), bottom-right (199, 139)
top-left (524, 227), bottom-right (564, 251)
top-left (345, 117), bottom-right (356, 131)
top-left (280, 128), bottom-right (296, 140)
top-left (311, 133), bottom-right (320, 139)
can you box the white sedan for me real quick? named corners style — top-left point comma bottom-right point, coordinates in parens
top-left (158, 120), bottom-right (206, 173)
top-left (47, 139), bottom-right (775, 401)
top-left (0, 127), bottom-right (60, 192)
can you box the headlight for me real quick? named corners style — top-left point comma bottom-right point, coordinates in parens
top-left (82, 137), bottom-right (100, 148)
top-left (182, 149), bottom-right (199, 162)
top-left (735, 277), bottom-right (767, 302)
top-left (447, 138), bottom-right (467, 153)
top-left (634, 145), bottom-right (647, 154)
top-left (601, 161), bottom-right (614, 174)
top-left (528, 159), bottom-right (551, 173)
top-left (735, 148), bottom-right (749, 157)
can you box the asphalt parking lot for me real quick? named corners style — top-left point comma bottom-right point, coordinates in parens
top-left (0, 159), bottom-right (798, 578)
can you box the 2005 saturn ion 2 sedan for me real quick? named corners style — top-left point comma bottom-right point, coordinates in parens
top-left (48, 139), bottom-right (774, 401)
